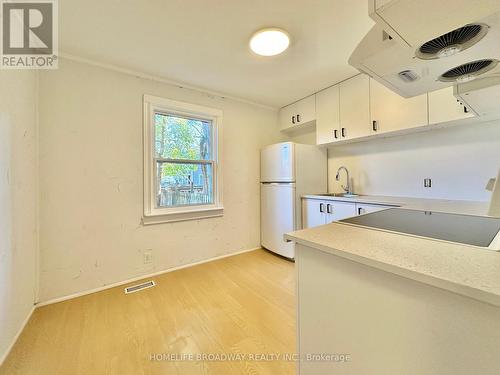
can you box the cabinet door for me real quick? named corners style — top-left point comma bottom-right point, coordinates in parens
top-left (339, 75), bottom-right (371, 140)
top-left (296, 95), bottom-right (316, 125)
top-left (279, 103), bottom-right (298, 131)
top-left (325, 201), bottom-right (357, 223)
top-left (316, 85), bottom-right (340, 145)
top-left (370, 78), bottom-right (428, 134)
top-left (428, 86), bottom-right (474, 125)
top-left (355, 203), bottom-right (393, 216)
top-left (302, 199), bottom-right (326, 228)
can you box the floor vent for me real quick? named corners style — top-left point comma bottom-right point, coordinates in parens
top-left (124, 280), bottom-right (156, 294)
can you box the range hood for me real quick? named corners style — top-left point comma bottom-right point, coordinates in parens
top-left (349, 0), bottom-right (500, 98)
top-left (367, 0), bottom-right (500, 48)
top-left (455, 75), bottom-right (500, 116)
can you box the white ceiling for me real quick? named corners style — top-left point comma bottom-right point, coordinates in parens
top-left (60, 0), bottom-right (374, 108)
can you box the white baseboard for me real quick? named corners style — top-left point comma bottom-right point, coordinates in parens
top-left (36, 247), bottom-right (261, 307)
top-left (0, 305), bottom-right (35, 367)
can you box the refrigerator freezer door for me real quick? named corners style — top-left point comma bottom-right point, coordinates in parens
top-left (260, 142), bottom-right (295, 182)
top-left (261, 183), bottom-right (295, 259)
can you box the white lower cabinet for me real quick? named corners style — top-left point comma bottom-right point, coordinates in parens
top-left (302, 199), bottom-right (357, 228)
top-left (302, 199), bottom-right (326, 228)
top-left (325, 201), bottom-right (358, 224)
top-left (303, 199), bottom-right (397, 228)
top-left (355, 203), bottom-right (393, 216)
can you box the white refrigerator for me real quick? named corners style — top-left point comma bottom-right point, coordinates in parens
top-left (260, 142), bottom-right (327, 259)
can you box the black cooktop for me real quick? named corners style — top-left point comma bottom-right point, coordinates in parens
top-left (340, 208), bottom-right (500, 248)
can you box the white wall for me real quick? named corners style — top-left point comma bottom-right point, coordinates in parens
top-left (38, 59), bottom-right (281, 302)
top-left (327, 123), bottom-right (500, 201)
top-left (0, 70), bottom-right (38, 363)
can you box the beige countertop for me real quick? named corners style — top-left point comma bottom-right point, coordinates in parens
top-left (302, 194), bottom-right (491, 216)
top-left (287, 194), bottom-right (500, 307)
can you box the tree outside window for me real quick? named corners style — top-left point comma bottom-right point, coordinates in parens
top-left (154, 113), bottom-right (214, 207)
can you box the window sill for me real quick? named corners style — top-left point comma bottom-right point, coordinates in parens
top-left (142, 207), bottom-right (224, 225)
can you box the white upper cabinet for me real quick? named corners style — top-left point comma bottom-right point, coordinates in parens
top-left (296, 95), bottom-right (316, 125)
top-left (279, 104), bottom-right (296, 131)
top-left (280, 74), bottom-right (482, 145)
top-left (279, 95), bottom-right (316, 131)
top-left (369, 78), bottom-right (428, 134)
top-left (428, 86), bottom-right (475, 125)
top-left (316, 85), bottom-right (340, 145)
top-left (339, 75), bottom-right (371, 140)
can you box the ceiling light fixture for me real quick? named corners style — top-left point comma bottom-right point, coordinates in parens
top-left (249, 28), bottom-right (290, 56)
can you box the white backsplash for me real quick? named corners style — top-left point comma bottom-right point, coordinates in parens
top-left (327, 121), bottom-right (500, 202)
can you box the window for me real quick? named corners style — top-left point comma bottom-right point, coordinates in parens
top-left (143, 95), bottom-right (223, 223)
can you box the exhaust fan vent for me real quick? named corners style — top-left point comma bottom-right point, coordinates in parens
top-left (416, 24), bottom-right (488, 60)
top-left (439, 59), bottom-right (498, 82)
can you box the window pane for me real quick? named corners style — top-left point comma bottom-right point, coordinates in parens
top-left (155, 113), bottom-right (212, 160)
top-left (156, 161), bottom-right (213, 208)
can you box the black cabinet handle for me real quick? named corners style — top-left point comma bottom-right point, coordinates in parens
top-left (372, 120), bottom-right (378, 132)
top-left (319, 203), bottom-right (325, 213)
top-left (464, 106), bottom-right (469, 113)
top-left (334, 129), bottom-right (338, 139)
top-left (297, 114), bottom-right (301, 123)
top-left (327, 204), bottom-right (332, 214)
top-left (341, 127), bottom-right (346, 138)
top-left (292, 116), bottom-right (295, 124)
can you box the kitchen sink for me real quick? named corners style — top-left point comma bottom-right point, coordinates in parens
top-left (322, 193), bottom-right (360, 198)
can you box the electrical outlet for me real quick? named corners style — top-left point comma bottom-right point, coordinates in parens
top-left (143, 249), bottom-right (153, 264)
top-left (424, 178), bottom-right (432, 188)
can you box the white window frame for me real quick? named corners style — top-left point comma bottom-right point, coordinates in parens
top-left (143, 95), bottom-right (223, 224)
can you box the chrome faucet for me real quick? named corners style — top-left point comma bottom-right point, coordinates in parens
top-left (335, 166), bottom-right (351, 194)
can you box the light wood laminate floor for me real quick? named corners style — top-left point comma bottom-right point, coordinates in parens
top-left (1, 249), bottom-right (296, 375)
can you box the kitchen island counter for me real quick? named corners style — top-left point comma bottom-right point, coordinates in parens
top-left (287, 198), bottom-right (500, 375)
top-left (286, 219), bottom-right (500, 307)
